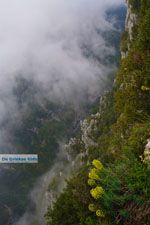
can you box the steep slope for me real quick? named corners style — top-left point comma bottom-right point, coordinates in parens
top-left (45, 1), bottom-right (150, 225)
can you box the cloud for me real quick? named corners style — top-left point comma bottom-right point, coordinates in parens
top-left (0, 0), bottom-right (126, 157)
top-left (0, 0), bottom-right (126, 150)
top-left (0, 0), bottom-right (126, 224)
top-left (0, 0), bottom-right (124, 102)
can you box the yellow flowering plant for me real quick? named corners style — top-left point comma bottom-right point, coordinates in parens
top-left (88, 204), bottom-right (96, 212)
top-left (96, 209), bottom-right (105, 217)
top-left (141, 85), bottom-right (150, 91)
top-left (90, 186), bottom-right (104, 199)
top-left (92, 159), bottom-right (103, 170)
top-left (88, 159), bottom-right (105, 218)
top-left (88, 168), bottom-right (99, 180)
top-left (88, 178), bottom-right (96, 186)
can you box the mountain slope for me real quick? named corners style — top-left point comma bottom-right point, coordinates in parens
top-left (45, 1), bottom-right (150, 224)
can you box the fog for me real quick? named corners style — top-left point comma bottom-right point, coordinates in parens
top-left (16, 143), bottom-right (73, 225)
top-left (0, 0), bottom-right (124, 122)
top-left (0, 0), bottom-right (125, 224)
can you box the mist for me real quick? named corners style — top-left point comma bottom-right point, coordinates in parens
top-left (16, 143), bottom-right (73, 225)
top-left (0, 0), bottom-right (126, 224)
top-left (0, 0), bottom-right (125, 123)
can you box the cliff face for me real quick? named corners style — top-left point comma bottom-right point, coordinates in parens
top-left (121, 0), bottom-right (138, 58)
top-left (46, 1), bottom-right (150, 225)
top-left (125, 0), bottom-right (138, 41)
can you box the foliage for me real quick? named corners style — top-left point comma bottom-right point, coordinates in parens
top-left (120, 31), bottom-right (129, 52)
top-left (128, 0), bottom-right (141, 13)
top-left (45, 166), bottom-right (99, 225)
top-left (87, 157), bottom-right (150, 224)
top-left (46, 1), bottom-right (150, 225)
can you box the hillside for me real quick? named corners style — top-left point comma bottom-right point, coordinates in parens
top-left (45, 1), bottom-right (150, 225)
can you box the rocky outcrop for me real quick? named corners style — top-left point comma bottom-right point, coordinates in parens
top-left (65, 138), bottom-right (82, 160)
top-left (121, 0), bottom-right (138, 58)
top-left (141, 139), bottom-right (150, 167)
top-left (80, 113), bottom-right (100, 151)
top-left (125, 0), bottom-right (138, 41)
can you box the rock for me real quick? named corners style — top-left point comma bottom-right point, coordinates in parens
top-left (141, 139), bottom-right (150, 166)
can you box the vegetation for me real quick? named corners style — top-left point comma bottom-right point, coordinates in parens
top-left (120, 31), bottom-right (129, 53)
top-left (0, 98), bottom-right (81, 224)
top-left (46, 1), bottom-right (150, 225)
top-left (128, 0), bottom-right (141, 13)
top-left (0, 4), bottom-right (126, 225)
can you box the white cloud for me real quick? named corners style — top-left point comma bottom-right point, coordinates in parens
top-left (0, 0), bottom-right (126, 224)
top-left (0, 0), bottom-right (124, 94)
top-left (0, 0), bottom-right (125, 141)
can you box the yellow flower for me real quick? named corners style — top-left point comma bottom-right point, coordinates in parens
top-left (90, 186), bottom-right (104, 199)
top-left (96, 209), bottom-right (105, 217)
top-left (92, 159), bottom-right (103, 170)
top-left (88, 179), bottom-right (96, 186)
top-left (141, 86), bottom-right (150, 91)
top-left (88, 168), bottom-right (99, 180)
top-left (88, 204), bottom-right (96, 212)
